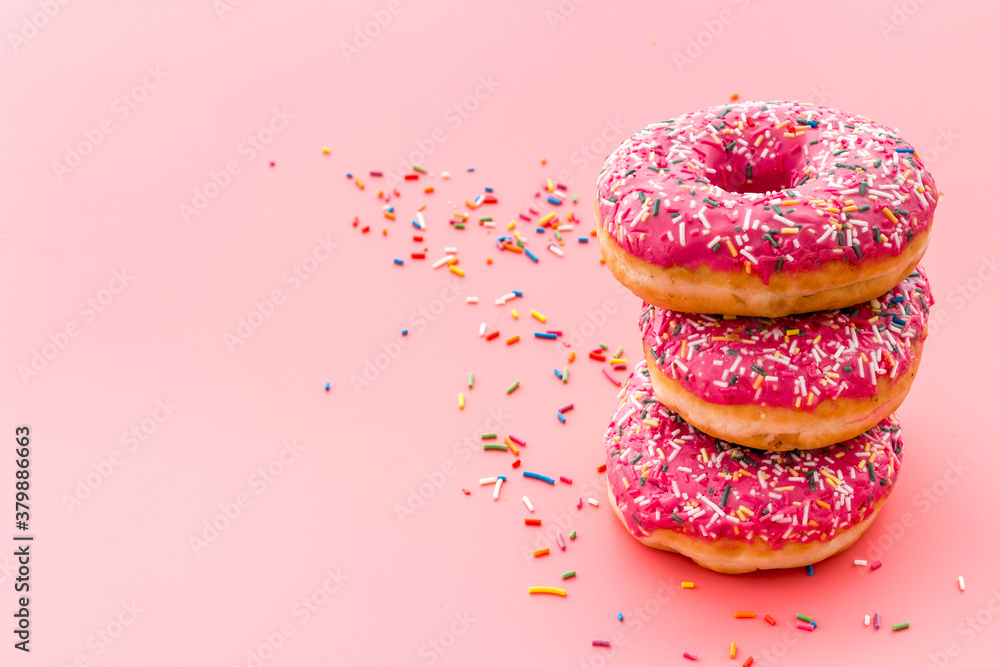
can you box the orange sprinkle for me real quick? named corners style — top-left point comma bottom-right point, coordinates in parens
top-left (764, 615), bottom-right (776, 626)
top-left (424, 187), bottom-right (434, 194)
top-left (568, 351), bottom-right (576, 363)
top-left (506, 335), bottom-right (520, 345)
top-left (735, 611), bottom-right (756, 619)
top-left (533, 548), bottom-right (550, 557)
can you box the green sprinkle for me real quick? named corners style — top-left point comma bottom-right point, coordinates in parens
top-left (867, 461), bottom-right (876, 482)
top-left (728, 375), bottom-right (739, 386)
top-left (703, 197), bottom-right (720, 207)
top-left (720, 484), bottom-right (732, 507)
top-left (454, 223), bottom-right (466, 230)
top-left (796, 613), bottom-right (812, 623)
top-left (554, 229), bottom-right (563, 241)
top-left (750, 364), bottom-right (768, 376)
top-left (481, 433), bottom-right (497, 440)
top-left (712, 243), bottom-right (721, 252)
top-left (638, 191), bottom-right (646, 202)
top-left (573, 194), bottom-right (578, 203)
top-left (653, 197), bottom-right (661, 216)
top-left (569, 530), bottom-right (577, 540)
top-left (808, 139), bottom-right (819, 145)
top-left (873, 159), bottom-right (882, 168)
top-left (630, 454), bottom-right (642, 464)
top-left (624, 168), bottom-right (636, 177)
top-left (892, 622), bottom-right (910, 632)
top-left (860, 181), bottom-right (868, 196)
top-left (776, 258), bottom-right (784, 271)
top-left (746, 164), bottom-right (752, 179)
top-left (724, 141), bottom-right (736, 152)
top-left (672, 512), bottom-right (683, 524)
top-left (506, 381), bottom-right (520, 394)
top-left (483, 443), bottom-right (508, 451)
top-left (832, 149), bottom-right (849, 156)
top-left (479, 216), bottom-right (492, 222)
top-left (843, 365), bottom-right (854, 372)
top-left (561, 570), bottom-right (577, 580)
top-left (671, 158), bottom-right (684, 164)
top-left (853, 243), bottom-right (863, 259)
top-left (562, 366), bottom-right (569, 384)
top-left (412, 164), bottom-right (427, 173)
top-left (468, 372), bottom-right (474, 388)
top-left (599, 343), bottom-right (608, 350)
top-left (858, 204), bottom-right (871, 212)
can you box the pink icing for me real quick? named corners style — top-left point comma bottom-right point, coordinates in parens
top-left (605, 361), bottom-right (902, 546)
top-left (641, 267), bottom-right (933, 409)
top-left (596, 101), bottom-right (938, 280)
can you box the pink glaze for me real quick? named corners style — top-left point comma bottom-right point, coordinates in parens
top-left (596, 101), bottom-right (938, 281)
top-left (605, 361), bottom-right (903, 546)
top-left (641, 267), bottom-right (933, 410)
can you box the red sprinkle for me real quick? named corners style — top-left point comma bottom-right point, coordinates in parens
top-left (361, 226), bottom-right (371, 234)
top-left (764, 615), bottom-right (776, 626)
top-left (559, 476), bottom-right (573, 484)
top-left (404, 174), bottom-right (419, 180)
top-left (508, 435), bottom-right (527, 447)
top-left (589, 352), bottom-right (606, 361)
top-left (683, 651), bottom-right (697, 660)
top-left (743, 659), bottom-right (754, 667)
top-left (525, 518), bottom-right (541, 526)
top-left (512, 459), bottom-right (521, 469)
top-left (870, 560), bottom-right (883, 571)
top-left (485, 331), bottom-right (500, 341)
top-left (592, 640), bottom-right (611, 647)
top-left (462, 489), bottom-right (470, 495)
top-left (596, 464), bottom-right (607, 473)
top-left (411, 253), bottom-right (426, 259)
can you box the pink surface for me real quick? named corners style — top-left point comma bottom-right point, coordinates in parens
top-left (2, 1), bottom-right (998, 665)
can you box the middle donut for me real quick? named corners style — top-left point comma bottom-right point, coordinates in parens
top-left (641, 267), bottom-right (932, 451)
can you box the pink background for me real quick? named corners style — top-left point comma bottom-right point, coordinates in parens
top-left (3, 1), bottom-right (999, 665)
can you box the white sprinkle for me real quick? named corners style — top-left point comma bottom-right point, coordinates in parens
top-left (493, 477), bottom-right (503, 500)
top-left (588, 497), bottom-right (600, 507)
top-left (432, 255), bottom-right (456, 269)
top-left (959, 576), bottom-right (966, 591)
top-left (480, 476), bottom-right (497, 485)
top-left (865, 614), bottom-right (871, 626)
top-left (523, 495), bottom-right (535, 512)
top-left (467, 296), bottom-right (479, 304)
top-left (854, 559), bottom-right (868, 566)
top-left (478, 322), bottom-right (486, 337)
top-left (548, 244), bottom-right (564, 257)
top-left (416, 211), bottom-right (426, 229)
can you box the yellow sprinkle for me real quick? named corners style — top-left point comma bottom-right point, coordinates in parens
top-left (322, 147), bottom-right (331, 154)
top-left (730, 642), bottom-right (737, 658)
top-left (530, 309), bottom-right (547, 323)
top-left (539, 212), bottom-right (556, 225)
top-left (882, 207), bottom-right (899, 224)
top-left (546, 178), bottom-right (554, 192)
top-left (609, 358), bottom-right (627, 365)
top-left (701, 448), bottom-right (709, 463)
top-left (754, 134), bottom-right (764, 147)
top-left (726, 238), bottom-right (737, 257)
top-left (449, 265), bottom-right (465, 277)
top-left (774, 486), bottom-right (794, 492)
top-left (528, 587), bottom-right (566, 596)
top-left (806, 393), bottom-right (814, 406)
top-left (780, 227), bottom-right (799, 234)
top-left (512, 309), bottom-right (519, 319)
top-left (681, 582), bottom-right (694, 589)
top-left (507, 220), bottom-right (516, 230)
top-left (642, 418), bottom-right (660, 428)
top-left (458, 393), bottom-right (465, 410)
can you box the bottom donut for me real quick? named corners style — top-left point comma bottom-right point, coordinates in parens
top-left (605, 360), bottom-right (902, 574)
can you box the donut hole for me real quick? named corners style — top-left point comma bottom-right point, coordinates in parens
top-left (704, 133), bottom-right (809, 196)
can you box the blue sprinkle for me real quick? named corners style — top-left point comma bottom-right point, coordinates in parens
top-left (512, 290), bottom-right (523, 297)
top-left (896, 148), bottom-right (915, 153)
top-left (393, 258), bottom-right (404, 265)
top-left (497, 475), bottom-right (506, 481)
top-left (807, 564), bottom-right (814, 576)
top-left (811, 621), bottom-right (818, 628)
top-left (467, 167), bottom-right (475, 172)
top-left (485, 186), bottom-right (494, 192)
top-left (578, 237), bottom-right (589, 243)
top-left (386, 206), bottom-right (394, 213)
top-left (553, 368), bottom-right (563, 379)
top-left (346, 173), bottom-right (353, 178)
top-left (534, 332), bottom-right (557, 340)
top-left (412, 221), bottom-right (421, 229)
top-left (557, 412), bottom-right (566, 423)
top-left (891, 296), bottom-right (904, 303)
top-left (547, 196), bottom-right (562, 206)
top-left (525, 249), bottom-right (539, 263)
top-left (401, 329), bottom-right (408, 336)
top-left (324, 382), bottom-right (330, 391)
top-left (892, 317), bottom-right (906, 326)
top-left (523, 471), bottom-right (556, 485)
top-left (617, 613), bottom-right (623, 622)
top-left (536, 227), bottom-right (545, 233)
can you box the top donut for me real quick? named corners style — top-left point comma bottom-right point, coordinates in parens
top-left (595, 101), bottom-right (938, 317)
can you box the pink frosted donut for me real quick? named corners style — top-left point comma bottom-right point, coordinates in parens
top-left (605, 361), bottom-right (903, 574)
top-left (641, 267), bottom-right (933, 451)
top-left (596, 101), bottom-right (938, 317)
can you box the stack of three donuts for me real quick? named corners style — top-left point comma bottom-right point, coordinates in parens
top-left (594, 101), bottom-right (937, 572)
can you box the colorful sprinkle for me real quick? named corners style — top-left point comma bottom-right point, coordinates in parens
top-left (528, 587), bottom-right (566, 596)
